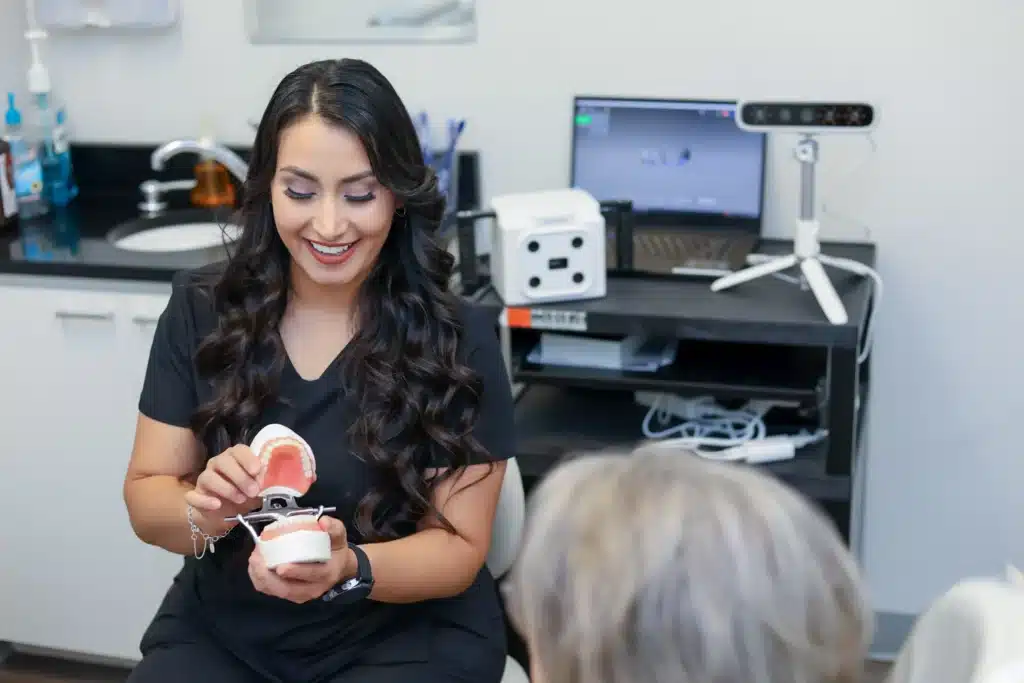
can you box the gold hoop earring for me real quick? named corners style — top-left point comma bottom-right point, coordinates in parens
top-left (395, 207), bottom-right (407, 217)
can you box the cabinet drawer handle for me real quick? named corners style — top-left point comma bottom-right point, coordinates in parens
top-left (55, 310), bottom-right (115, 321)
top-left (132, 315), bottom-right (160, 325)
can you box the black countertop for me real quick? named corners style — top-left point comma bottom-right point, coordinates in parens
top-left (0, 202), bottom-right (233, 283)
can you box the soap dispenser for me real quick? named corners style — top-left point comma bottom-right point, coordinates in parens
top-left (190, 122), bottom-right (236, 209)
top-left (190, 156), bottom-right (236, 209)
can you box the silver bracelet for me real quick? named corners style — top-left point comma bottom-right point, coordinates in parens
top-left (187, 503), bottom-right (232, 559)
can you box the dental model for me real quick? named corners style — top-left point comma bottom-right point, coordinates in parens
top-left (231, 424), bottom-right (336, 569)
top-left (253, 424), bottom-right (316, 498)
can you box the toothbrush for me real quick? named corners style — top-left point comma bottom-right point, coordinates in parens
top-left (438, 118), bottom-right (465, 196)
top-left (416, 111), bottom-right (432, 162)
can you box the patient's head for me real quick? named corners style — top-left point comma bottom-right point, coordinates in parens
top-left (505, 445), bottom-right (872, 683)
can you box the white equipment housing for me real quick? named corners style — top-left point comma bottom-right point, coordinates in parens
top-left (490, 188), bottom-right (607, 306)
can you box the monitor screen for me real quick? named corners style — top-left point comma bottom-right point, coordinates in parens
top-left (571, 98), bottom-right (766, 219)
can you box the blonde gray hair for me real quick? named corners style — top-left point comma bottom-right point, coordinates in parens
top-left (505, 444), bottom-right (872, 683)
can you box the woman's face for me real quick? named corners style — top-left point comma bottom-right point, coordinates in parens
top-left (271, 114), bottom-right (398, 292)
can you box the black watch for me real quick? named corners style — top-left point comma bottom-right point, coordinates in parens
top-left (321, 543), bottom-right (374, 604)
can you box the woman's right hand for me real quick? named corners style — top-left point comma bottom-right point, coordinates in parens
top-left (184, 444), bottom-right (264, 532)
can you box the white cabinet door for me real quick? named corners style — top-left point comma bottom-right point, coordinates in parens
top-left (0, 283), bottom-right (76, 647)
top-left (102, 292), bottom-right (188, 661)
top-left (0, 281), bottom-right (182, 663)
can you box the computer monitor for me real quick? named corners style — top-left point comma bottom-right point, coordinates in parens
top-left (570, 97), bottom-right (767, 229)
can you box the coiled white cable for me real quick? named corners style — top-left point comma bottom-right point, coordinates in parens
top-left (835, 257), bottom-right (882, 366)
top-left (639, 394), bottom-right (826, 463)
top-left (641, 394), bottom-right (766, 456)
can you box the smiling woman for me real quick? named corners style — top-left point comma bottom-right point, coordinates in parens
top-left (121, 58), bottom-right (514, 683)
top-left (272, 124), bottom-right (398, 285)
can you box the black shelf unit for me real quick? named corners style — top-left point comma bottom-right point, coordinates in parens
top-left (462, 238), bottom-right (877, 545)
top-left (458, 212), bottom-right (876, 673)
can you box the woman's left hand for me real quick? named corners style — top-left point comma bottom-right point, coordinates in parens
top-left (248, 516), bottom-right (354, 604)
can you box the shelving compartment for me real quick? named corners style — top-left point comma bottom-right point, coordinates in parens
top-left (512, 384), bottom-right (850, 502)
top-left (510, 329), bottom-right (828, 403)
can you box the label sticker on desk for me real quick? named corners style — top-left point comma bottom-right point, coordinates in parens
top-left (505, 307), bottom-right (588, 332)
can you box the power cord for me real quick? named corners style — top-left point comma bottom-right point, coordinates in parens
top-left (640, 393), bottom-right (767, 446)
top-left (820, 255), bottom-right (882, 366)
top-left (772, 258), bottom-right (881, 366)
top-left (764, 259), bottom-right (881, 366)
top-left (763, 248), bottom-right (882, 366)
top-left (636, 392), bottom-right (827, 464)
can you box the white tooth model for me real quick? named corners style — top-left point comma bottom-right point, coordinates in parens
top-left (234, 424), bottom-right (333, 569)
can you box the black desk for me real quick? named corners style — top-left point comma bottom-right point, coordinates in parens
top-left (466, 239), bottom-right (876, 542)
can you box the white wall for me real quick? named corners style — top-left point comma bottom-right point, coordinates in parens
top-left (0, 3), bottom-right (28, 106)
top-left (2, 0), bottom-right (1022, 619)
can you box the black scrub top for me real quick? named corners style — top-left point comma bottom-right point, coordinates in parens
top-left (137, 266), bottom-right (516, 683)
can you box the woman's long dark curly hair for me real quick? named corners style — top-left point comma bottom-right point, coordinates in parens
top-left (190, 58), bottom-right (490, 541)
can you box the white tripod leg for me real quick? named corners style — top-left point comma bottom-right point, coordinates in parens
top-left (800, 258), bottom-right (848, 324)
top-left (818, 253), bottom-right (872, 278)
top-left (711, 254), bottom-right (799, 292)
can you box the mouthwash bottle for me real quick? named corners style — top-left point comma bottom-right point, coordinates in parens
top-left (35, 93), bottom-right (79, 207)
top-left (52, 107), bottom-right (79, 205)
top-left (2, 93), bottom-right (49, 219)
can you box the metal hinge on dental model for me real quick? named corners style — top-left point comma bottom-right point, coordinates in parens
top-left (228, 493), bottom-right (336, 525)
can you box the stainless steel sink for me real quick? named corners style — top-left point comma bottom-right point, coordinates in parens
top-left (107, 211), bottom-right (242, 254)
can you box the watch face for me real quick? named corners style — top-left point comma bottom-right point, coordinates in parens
top-left (322, 578), bottom-right (371, 603)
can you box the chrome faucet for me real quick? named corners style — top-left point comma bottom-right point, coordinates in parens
top-left (150, 138), bottom-right (249, 182)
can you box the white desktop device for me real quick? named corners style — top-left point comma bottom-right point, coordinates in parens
top-left (490, 188), bottom-right (607, 306)
top-left (710, 102), bottom-right (878, 325)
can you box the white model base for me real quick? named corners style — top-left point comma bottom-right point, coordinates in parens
top-left (710, 219), bottom-right (858, 325)
top-left (259, 529), bottom-right (332, 569)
